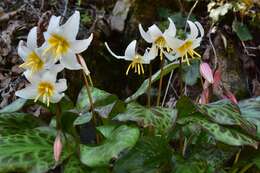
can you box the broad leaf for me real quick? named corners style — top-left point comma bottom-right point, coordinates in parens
top-left (64, 154), bottom-right (90, 173)
top-left (182, 59), bottom-right (200, 86)
top-left (114, 102), bottom-right (177, 135)
top-left (80, 125), bottom-right (140, 167)
top-left (73, 112), bottom-right (93, 126)
top-left (114, 136), bottom-right (173, 173)
top-left (125, 62), bottom-right (179, 102)
top-left (239, 97), bottom-right (260, 138)
top-left (77, 87), bottom-right (119, 118)
top-left (0, 129), bottom-right (72, 173)
top-left (179, 115), bottom-right (258, 148)
top-left (232, 20), bottom-right (253, 41)
top-left (0, 113), bottom-right (44, 135)
top-left (0, 98), bottom-right (27, 113)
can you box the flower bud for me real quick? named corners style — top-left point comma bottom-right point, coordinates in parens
top-left (53, 132), bottom-right (63, 162)
top-left (200, 63), bottom-right (214, 84)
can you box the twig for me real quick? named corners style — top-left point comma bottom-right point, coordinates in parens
top-left (184, 0), bottom-right (199, 32)
top-left (241, 41), bottom-right (256, 57)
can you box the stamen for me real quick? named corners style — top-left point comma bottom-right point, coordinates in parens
top-left (35, 82), bottom-right (54, 107)
top-left (125, 55), bottom-right (145, 75)
top-left (20, 51), bottom-right (44, 74)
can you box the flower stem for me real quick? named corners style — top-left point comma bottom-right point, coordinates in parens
top-left (147, 64), bottom-right (152, 108)
top-left (156, 50), bottom-right (165, 106)
top-left (56, 103), bottom-right (62, 130)
top-left (76, 54), bottom-right (100, 144)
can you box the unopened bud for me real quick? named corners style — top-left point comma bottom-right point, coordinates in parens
top-left (200, 63), bottom-right (214, 84)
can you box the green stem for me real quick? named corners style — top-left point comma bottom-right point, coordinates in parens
top-left (156, 50), bottom-right (165, 106)
top-left (56, 103), bottom-right (62, 130)
top-left (239, 163), bottom-right (254, 173)
top-left (147, 64), bottom-right (152, 108)
top-left (179, 59), bottom-right (183, 96)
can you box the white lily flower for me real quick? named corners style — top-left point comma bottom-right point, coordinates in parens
top-left (105, 40), bottom-right (157, 75)
top-left (138, 18), bottom-right (176, 60)
top-left (43, 11), bottom-right (93, 70)
top-left (15, 64), bottom-right (67, 107)
top-left (165, 20), bottom-right (204, 65)
top-left (18, 27), bottom-right (54, 75)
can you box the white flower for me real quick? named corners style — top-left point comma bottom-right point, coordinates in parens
top-left (18, 27), bottom-right (54, 75)
top-left (105, 40), bottom-right (157, 75)
top-left (138, 18), bottom-right (176, 60)
top-left (43, 11), bottom-right (93, 70)
top-left (15, 64), bottom-right (67, 107)
top-left (165, 20), bottom-right (204, 65)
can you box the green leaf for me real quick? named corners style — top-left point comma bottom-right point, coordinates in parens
top-left (176, 96), bottom-right (197, 118)
top-left (73, 112), bottom-right (93, 126)
top-left (180, 116), bottom-right (258, 148)
top-left (0, 128), bottom-right (72, 173)
top-left (182, 59), bottom-right (200, 86)
top-left (80, 125), bottom-right (140, 167)
top-left (77, 87), bottom-right (119, 118)
top-left (114, 136), bottom-right (173, 173)
top-left (239, 97), bottom-right (260, 138)
top-left (0, 98), bottom-right (27, 113)
top-left (0, 113), bottom-right (44, 135)
top-left (125, 62), bottom-right (179, 102)
top-left (198, 100), bottom-right (255, 134)
top-left (114, 102), bottom-right (177, 135)
top-left (64, 155), bottom-right (90, 173)
top-left (232, 20), bottom-right (253, 41)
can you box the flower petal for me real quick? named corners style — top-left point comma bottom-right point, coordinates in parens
top-left (61, 11), bottom-right (80, 40)
top-left (148, 24), bottom-right (163, 41)
top-left (164, 18), bottom-right (176, 37)
top-left (60, 51), bottom-right (82, 70)
top-left (55, 79), bottom-right (67, 92)
top-left (47, 15), bottom-right (61, 33)
top-left (15, 85), bottom-right (38, 100)
top-left (187, 20), bottom-right (198, 39)
top-left (124, 40), bottom-right (137, 60)
top-left (143, 44), bottom-right (158, 64)
top-left (195, 21), bottom-right (204, 38)
top-left (51, 93), bottom-right (64, 103)
top-left (27, 27), bottom-right (38, 49)
top-left (200, 63), bottom-right (214, 84)
top-left (138, 24), bottom-right (153, 43)
top-left (18, 41), bottom-right (31, 61)
top-left (70, 33), bottom-right (93, 53)
top-left (105, 42), bottom-right (126, 60)
top-left (165, 37), bottom-right (184, 50)
top-left (163, 51), bottom-right (180, 61)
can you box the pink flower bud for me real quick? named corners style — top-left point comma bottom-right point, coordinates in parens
top-left (200, 63), bottom-right (214, 84)
top-left (53, 132), bottom-right (63, 162)
top-left (213, 68), bottom-right (221, 89)
top-left (199, 88), bottom-right (210, 104)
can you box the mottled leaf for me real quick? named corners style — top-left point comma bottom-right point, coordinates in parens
top-left (232, 20), bottom-right (253, 41)
top-left (0, 98), bottom-right (27, 113)
top-left (125, 62), bottom-right (179, 102)
top-left (80, 125), bottom-right (140, 167)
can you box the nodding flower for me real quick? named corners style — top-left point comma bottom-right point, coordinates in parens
top-left (138, 18), bottom-right (177, 61)
top-left (43, 11), bottom-right (93, 70)
top-left (15, 64), bottom-right (67, 107)
top-left (165, 20), bottom-right (204, 65)
top-left (18, 27), bottom-right (54, 76)
top-left (105, 40), bottom-right (157, 75)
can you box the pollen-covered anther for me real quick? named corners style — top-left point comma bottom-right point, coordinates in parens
top-left (19, 52), bottom-right (44, 73)
top-left (35, 82), bottom-right (54, 107)
top-left (44, 34), bottom-right (70, 58)
top-left (126, 55), bottom-right (144, 75)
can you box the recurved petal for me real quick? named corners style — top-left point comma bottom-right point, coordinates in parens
top-left (105, 42), bottom-right (126, 60)
top-left (27, 27), bottom-right (38, 49)
top-left (187, 20), bottom-right (199, 39)
top-left (60, 52), bottom-right (82, 70)
top-left (148, 24), bottom-right (163, 41)
top-left (165, 36), bottom-right (184, 50)
top-left (15, 85), bottom-right (38, 100)
top-left (51, 93), bottom-right (64, 103)
top-left (143, 44), bottom-right (158, 64)
top-left (195, 21), bottom-right (204, 38)
top-left (164, 18), bottom-right (176, 37)
top-left (124, 40), bottom-right (137, 60)
top-left (18, 42), bottom-right (31, 61)
top-left (138, 24), bottom-right (153, 43)
top-left (55, 79), bottom-right (67, 92)
top-left (61, 11), bottom-right (80, 40)
top-left (70, 33), bottom-right (93, 53)
top-left (47, 15), bottom-right (61, 33)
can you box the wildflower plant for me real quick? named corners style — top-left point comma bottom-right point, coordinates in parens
top-left (1, 6), bottom-right (260, 173)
